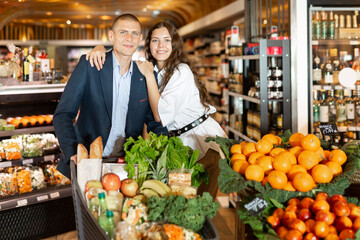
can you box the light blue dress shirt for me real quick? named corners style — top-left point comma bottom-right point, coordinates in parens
top-left (103, 53), bottom-right (133, 156)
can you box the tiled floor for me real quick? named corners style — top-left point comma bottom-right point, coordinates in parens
top-left (42, 192), bottom-right (237, 240)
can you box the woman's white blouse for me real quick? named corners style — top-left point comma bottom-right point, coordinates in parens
top-left (156, 63), bottom-right (227, 159)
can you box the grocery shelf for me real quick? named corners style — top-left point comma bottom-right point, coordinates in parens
top-left (227, 126), bottom-right (255, 142)
top-left (0, 126), bottom-right (55, 138)
top-left (314, 126), bottom-right (360, 133)
top-left (312, 39), bottom-right (360, 46)
top-left (205, 76), bottom-right (222, 82)
top-left (228, 55), bottom-right (260, 60)
top-left (0, 184), bottom-right (72, 211)
top-left (208, 89), bottom-right (222, 95)
top-left (228, 91), bottom-right (261, 104)
top-left (196, 63), bottom-right (222, 68)
top-left (0, 153), bottom-right (60, 168)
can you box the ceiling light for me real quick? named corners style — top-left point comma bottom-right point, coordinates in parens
top-left (66, 20), bottom-right (71, 25)
top-left (147, 5), bottom-right (150, 9)
top-left (153, 10), bottom-right (160, 17)
top-left (46, 12), bottom-right (52, 16)
top-left (115, 10), bottom-right (121, 16)
top-left (18, 0), bottom-right (22, 2)
top-left (81, 24), bottom-right (85, 29)
top-left (100, 16), bottom-right (112, 20)
top-left (86, 15), bottom-right (91, 19)
top-left (263, 19), bottom-right (268, 24)
top-left (143, 8), bottom-right (147, 12)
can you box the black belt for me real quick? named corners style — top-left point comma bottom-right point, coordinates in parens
top-left (169, 114), bottom-right (209, 137)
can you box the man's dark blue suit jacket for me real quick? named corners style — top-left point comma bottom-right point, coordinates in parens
top-left (53, 50), bottom-right (168, 178)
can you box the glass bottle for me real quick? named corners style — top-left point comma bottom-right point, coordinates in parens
top-left (346, 89), bottom-right (355, 126)
top-left (22, 48), bottom-right (30, 82)
top-left (331, 48), bottom-right (340, 85)
top-left (356, 89), bottom-right (360, 127)
top-left (313, 90), bottom-right (320, 128)
top-left (328, 11), bottom-right (335, 40)
top-left (339, 51), bottom-right (348, 69)
top-left (312, 47), bottom-right (322, 85)
top-left (336, 90), bottom-right (347, 127)
top-left (334, 14), bottom-right (339, 39)
top-left (328, 90), bottom-right (337, 123)
top-left (313, 11), bottom-right (322, 40)
top-left (321, 11), bottom-right (328, 40)
top-left (319, 90), bottom-right (329, 124)
top-left (323, 50), bottom-right (333, 85)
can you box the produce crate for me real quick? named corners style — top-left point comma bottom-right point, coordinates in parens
top-left (70, 161), bottom-right (219, 240)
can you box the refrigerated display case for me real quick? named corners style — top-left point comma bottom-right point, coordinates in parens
top-left (308, 1), bottom-right (360, 145)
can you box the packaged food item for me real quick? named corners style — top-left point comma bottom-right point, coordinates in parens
top-left (53, 165), bottom-right (70, 185)
top-left (141, 222), bottom-right (167, 240)
top-left (30, 165), bottom-right (46, 190)
top-left (114, 221), bottom-right (139, 240)
top-left (168, 169), bottom-right (192, 187)
top-left (3, 124), bottom-right (15, 131)
top-left (41, 162), bottom-right (56, 186)
top-left (2, 140), bottom-right (21, 160)
top-left (170, 184), bottom-right (197, 199)
top-left (16, 166), bottom-right (32, 193)
top-left (0, 173), bottom-right (16, 196)
top-left (21, 134), bottom-right (43, 158)
top-left (122, 198), bottom-right (148, 226)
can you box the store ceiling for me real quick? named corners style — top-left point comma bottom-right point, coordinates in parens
top-left (0, 0), bottom-right (236, 29)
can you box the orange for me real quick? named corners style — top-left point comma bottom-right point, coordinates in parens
top-left (230, 144), bottom-right (242, 155)
top-left (257, 156), bottom-right (273, 175)
top-left (314, 221), bottom-right (329, 238)
top-left (285, 230), bottom-right (303, 240)
top-left (289, 132), bottom-right (305, 147)
top-left (311, 164), bottom-right (333, 183)
top-left (353, 217), bottom-right (360, 231)
top-left (287, 164), bottom-right (307, 181)
top-left (248, 152), bottom-right (265, 165)
top-left (329, 149), bottom-right (347, 165)
top-left (282, 181), bottom-right (296, 192)
top-left (232, 159), bottom-right (247, 173)
top-left (242, 142), bottom-right (257, 157)
top-left (315, 147), bottom-right (326, 161)
top-left (239, 161), bottom-right (249, 175)
top-left (324, 233), bottom-right (339, 240)
top-left (301, 134), bottom-right (321, 151)
top-left (262, 134), bottom-right (278, 145)
top-left (245, 165), bottom-right (264, 182)
top-left (298, 150), bottom-right (319, 170)
top-left (324, 150), bottom-right (331, 160)
top-left (230, 153), bottom-right (247, 165)
top-left (292, 172), bottom-right (316, 192)
top-left (267, 215), bottom-right (280, 229)
top-left (339, 229), bottom-right (355, 240)
top-left (278, 151), bottom-right (297, 165)
top-left (268, 170), bottom-right (288, 189)
top-left (273, 154), bottom-right (292, 173)
top-left (256, 139), bottom-right (273, 154)
top-left (288, 146), bottom-right (303, 158)
top-left (269, 147), bottom-right (286, 157)
top-left (261, 176), bottom-right (268, 186)
top-left (276, 226), bottom-right (288, 239)
top-left (325, 161), bottom-right (343, 176)
top-left (275, 136), bottom-right (282, 146)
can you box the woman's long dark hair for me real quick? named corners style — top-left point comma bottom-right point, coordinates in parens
top-left (144, 22), bottom-right (211, 109)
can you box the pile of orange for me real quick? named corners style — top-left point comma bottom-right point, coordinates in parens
top-left (268, 193), bottom-right (360, 240)
top-left (230, 133), bottom-right (347, 192)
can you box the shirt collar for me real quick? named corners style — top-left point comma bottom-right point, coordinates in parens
top-left (154, 65), bottom-right (165, 78)
top-left (112, 52), bottom-right (133, 77)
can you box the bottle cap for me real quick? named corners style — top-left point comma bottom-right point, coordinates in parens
top-left (106, 210), bottom-right (113, 217)
top-left (98, 192), bottom-right (105, 199)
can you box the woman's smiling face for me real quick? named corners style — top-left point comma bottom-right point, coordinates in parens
top-left (149, 27), bottom-right (172, 69)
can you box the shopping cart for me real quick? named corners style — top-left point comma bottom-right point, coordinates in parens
top-left (70, 160), bottom-right (219, 240)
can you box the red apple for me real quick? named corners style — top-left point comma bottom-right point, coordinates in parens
top-left (329, 194), bottom-right (347, 206)
top-left (120, 178), bottom-right (138, 197)
top-left (315, 210), bottom-right (334, 225)
top-left (297, 208), bottom-right (312, 221)
top-left (102, 173), bottom-right (121, 191)
top-left (333, 201), bottom-right (350, 217)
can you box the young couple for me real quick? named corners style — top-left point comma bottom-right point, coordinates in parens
top-left (54, 14), bottom-right (226, 198)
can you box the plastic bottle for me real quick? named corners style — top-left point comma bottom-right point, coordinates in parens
top-left (99, 210), bottom-right (115, 239)
top-left (98, 192), bottom-right (108, 217)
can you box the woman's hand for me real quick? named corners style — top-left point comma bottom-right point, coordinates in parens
top-left (135, 60), bottom-right (154, 78)
top-left (86, 45), bottom-right (106, 71)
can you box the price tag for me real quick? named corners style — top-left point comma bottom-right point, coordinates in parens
top-left (37, 195), bottom-right (49, 201)
top-left (22, 159), bottom-right (33, 165)
top-left (312, 40), bottom-right (319, 45)
top-left (244, 196), bottom-right (268, 216)
top-left (50, 192), bottom-right (60, 199)
top-left (44, 155), bottom-right (55, 162)
top-left (319, 124), bottom-right (339, 136)
top-left (350, 41), bottom-right (359, 45)
top-left (0, 161), bottom-right (12, 168)
top-left (16, 199), bottom-right (28, 207)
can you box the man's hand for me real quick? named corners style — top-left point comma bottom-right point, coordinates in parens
top-left (70, 154), bottom-right (77, 165)
top-left (85, 45), bottom-right (106, 71)
top-left (135, 60), bottom-right (154, 78)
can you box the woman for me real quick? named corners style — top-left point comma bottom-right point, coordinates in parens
top-left (87, 22), bottom-right (227, 198)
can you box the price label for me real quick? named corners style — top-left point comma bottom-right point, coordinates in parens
top-left (0, 161), bottom-right (12, 168)
top-left (50, 192), bottom-right (60, 199)
top-left (16, 199), bottom-right (28, 207)
top-left (319, 124), bottom-right (339, 136)
top-left (44, 155), bottom-right (55, 162)
top-left (312, 40), bottom-right (319, 45)
top-left (244, 196), bottom-right (268, 216)
top-left (37, 195), bottom-right (49, 201)
top-left (23, 159), bottom-right (33, 165)
top-left (350, 41), bottom-right (359, 45)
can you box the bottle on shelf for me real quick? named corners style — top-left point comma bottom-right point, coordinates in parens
top-left (313, 11), bottom-right (321, 40)
top-left (321, 11), bottom-right (328, 40)
top-left (336, 90), bottom-right (347, 127)
top-left (22, 48), bottom-right (30, 82)
top-left (356, 89), bottom-right (360, 127)
top-left (313, 90), bottom-right (320, 128)
top-left (323, 49), bottom-right (333, 85)
top-left (328, 11), bottom-right (335, 40)
top-left (339, 51), bottom-right (349, 69)
top-left (353, 48), bottom-right (360, 80)
top-left (345, 89), bottom-right (355, 127)
top-left (319, 90), bottom-right (329, 124)
top-left (328, 89), bottom-right (337, 123)
top-left (312, 46), bottom-right (322, 85)
top-left (331, 48), bottom-right (340, 85)
top-left (334, 14), bottom-right (339, 39)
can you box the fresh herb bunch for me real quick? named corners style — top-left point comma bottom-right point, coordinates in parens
top-left (124, 132), bottom-right (208, 188)
top-left (147, 193), bottom-right (219, 232)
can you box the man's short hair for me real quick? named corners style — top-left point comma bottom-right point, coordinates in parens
top-left (111, 14), bottom-right (141, 30)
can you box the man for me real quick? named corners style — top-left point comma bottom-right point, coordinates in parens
top-left (53, 14), bottom-right (168, 179)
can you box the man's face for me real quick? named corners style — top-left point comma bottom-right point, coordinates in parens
top-left (108, 19), bottom-right (142, 57)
